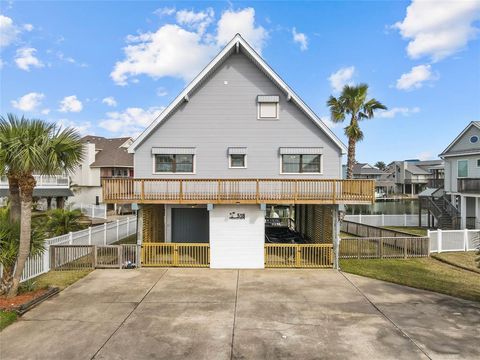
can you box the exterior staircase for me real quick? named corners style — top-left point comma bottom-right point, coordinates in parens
top-left (420, 189), bottom-right (460, 230)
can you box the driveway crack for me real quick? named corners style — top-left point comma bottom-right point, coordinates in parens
top-left (230, 269), bottom-right (240, 360)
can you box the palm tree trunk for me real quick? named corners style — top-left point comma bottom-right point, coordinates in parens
top-left (0, 264), bottom-right (15, 295)
top-left (7, 176), bottom-right (35, 298)
top-left (8, 175), bottom-right (21, 223)
top-left (346, 136), bottom-right (356, 179)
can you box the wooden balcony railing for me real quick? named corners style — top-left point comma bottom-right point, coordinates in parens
top-left (103, 178), bottom-right (375, 205)
top-left (458, 178), bottom-right (480, 194)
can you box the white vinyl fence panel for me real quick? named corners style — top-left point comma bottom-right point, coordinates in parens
top-left (428, 229), bottom-right (479, 253)
top-left (4, 216), bottom-right (137, 282)
top-left (344, 214), bottom-right (428, 227)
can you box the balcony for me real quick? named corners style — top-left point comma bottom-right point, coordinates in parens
top-left (458, 178), bottom-right (480, 194)
top-left (102, 178), bottom-right (375, 205)
top-left (427, 178), bottom-right (444, 189)
top-left (0, 174), bottom-right (70, 188)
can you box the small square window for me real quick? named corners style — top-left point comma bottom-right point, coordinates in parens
top-left (230, 154), bottom-right (246, 168)
top-left (477, 159), bottom-right (480, 167)
top-left (258, 102), bottom-right (278, 119)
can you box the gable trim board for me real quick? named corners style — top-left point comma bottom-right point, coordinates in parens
top-left (440, 121), bottom-right (480, 157)
top-left (128, 34), bottom-right (347, 155)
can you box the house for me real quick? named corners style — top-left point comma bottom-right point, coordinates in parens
top-left (0, 174), bottom-right (72, 209)
top-left (102, 34), bottom-right (374, 269)
top-left (351, 163), bottom-right (394, 197)
top-left (387, 159), bottom-right (444, 196)
top-left (439, 122), bottom-right (480, 229)
top-left (69, 136), bottom-right (134, 213)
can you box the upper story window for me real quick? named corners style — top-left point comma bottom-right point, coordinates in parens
top-left (155, 154), bottom-right (194, 173)
top-left (111, 168), bottom-right (129, 177)
top-left (152, 147), bottom-right (196, 174)
top-left (228, 147), bottom-right (247, 168)
top-left (470, 135), bottom-right (479, 144)
top-left (457, 159), bottom-right (468, 178)
top-left (257, 95), bottom-right (279, 120)
top-left (477, 159), bottom-right (480, 167)
top-left (279, 147), bottom-right (323, 174)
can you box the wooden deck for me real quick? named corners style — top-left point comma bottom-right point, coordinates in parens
top-left (103, 178), bottom-right (375, 205)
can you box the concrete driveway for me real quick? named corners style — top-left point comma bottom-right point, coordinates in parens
top-left (1, 269), bottom-right (479, 360)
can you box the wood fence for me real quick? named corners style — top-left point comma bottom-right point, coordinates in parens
top-left (341, 220), bottom-right (419, 238)
top-left (340, 237), bottom-right (429, 259)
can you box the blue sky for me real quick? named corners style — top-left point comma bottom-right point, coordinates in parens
top-left (1, 1), bottom-right (479, 164)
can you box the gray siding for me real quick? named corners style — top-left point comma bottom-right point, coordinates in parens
top-left (447, 125), bottom-right (480, 154)
top-left (444, 155), bottom-right (480, 193)
top-left (134, 53), bottom-right (342, 179)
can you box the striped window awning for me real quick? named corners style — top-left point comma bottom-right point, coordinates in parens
top-left (279, 147), bottom-right (323, 155)
top-left (257, 95), bottom-right (279, 103)
top-left (228, 147), bottom-right (247, 155)
top-left (151, 147), bottom-right (196, 155)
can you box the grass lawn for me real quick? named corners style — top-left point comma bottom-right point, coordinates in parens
top-left (112, 234), bottom-right (137, 245)
top-left (24, 269), bottom-right (93, 291)
top-left (383, 226), bottom-right (428, 237)
top-left (340, 257), bottom-right (480, 302)
top-left (0, 311), bottom-right (17, 331)
top-left (431, 251), bottom-right (479, 273)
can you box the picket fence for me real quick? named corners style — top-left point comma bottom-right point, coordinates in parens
top-left (76, 204), bottom-right (107, 219)
top-left (1, 216), bottom-right (137, 283)
top-left (344, 214), bottom-right (427, 227)
top-left (428, 229), bottom-right (479, 253)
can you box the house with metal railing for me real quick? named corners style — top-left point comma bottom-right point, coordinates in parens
top-left (0, 174), bottom-right (72, 209)
top-left (103, 34), bottom-right (374, 269)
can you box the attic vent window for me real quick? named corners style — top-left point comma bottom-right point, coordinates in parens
top-left (257, 95), bottom-right (279, 120)
top-left (470, 135), bottom-right (479, 144)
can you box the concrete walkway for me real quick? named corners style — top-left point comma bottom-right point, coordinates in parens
top-left (0, 269), bottom-right (479, 360)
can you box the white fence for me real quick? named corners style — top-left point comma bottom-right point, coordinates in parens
top-left (428, 229), bottom-right (479, 253)
top-left (1, 216), bottom-right (137, 283)
top-left (75, 204), bottom-right (107, 219)
top-left (345, 214), bottom-right (427, 227)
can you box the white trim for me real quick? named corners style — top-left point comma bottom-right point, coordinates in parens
top-left (229, 154), bottom-right (248, 169)
top-left (440, 121), bottom-right (480, 156)
top-left (152, 154), bottom-right (196, 175)
top-left (257, 102), bottom-right (279, 120)
top-left (128, 34), bottom-right (347, 154)
top-left (457, 159), bottom-right (469, 178)
top-left (469, 135), bottom-right (479, 144)
top-left (442, 151), bottom-right (480, 158)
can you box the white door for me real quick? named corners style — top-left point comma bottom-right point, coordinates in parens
top-left (209, 205), bottom-right (265, 268)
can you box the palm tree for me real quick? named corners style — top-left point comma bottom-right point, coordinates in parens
top-left (0, 114), bottom-right (83, 297)
top-left (375, 161), bottom-right (387, 171)
top-left (46, 208), bottom-right (85, 237)
top-left (0, 207), bottom-right (45, 295)
top-left (327, 84), bottom-right (387, 179)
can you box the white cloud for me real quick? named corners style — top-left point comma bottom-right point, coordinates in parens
top-left (153, 7), bottom-right (176, 17)
top-left (102, 96), bottom-right (117, 107)
top-left (56, 119), bottom-right (92, 136)
top-left (23, 23), bottom-right (33, 32)
top-left (292, 28), bottom-right (308, 51)
top-left (328, 66), bottom-right (355, 92)
top-left (0, 14), bottom-right (20, 47)
top-left (176, 8), bottom-right (214, 34)
top-left (15, 47), bottom-right (43, 71)
top-left (377, 106), bottom-right (420, 118)
top-left (394, 0), bottom-right (480, 61)
top-left (396, 64), bottom-right (435, 90)
top-left (98, 107), bottom-right (164, 135)
top-left (11, 92), bottom-right (45, 112)
top-left (0, 58), bottom-right (4, 69)
top-left (416, 151), bottom-right (433, 161)
top-left (111, 7), bottom-right (267, 86)
top-left (59, 95), bottom-right (83, 113)
top-left (216, 8), bottom-right (267, 52)
top-left (56, 51), bottom-right (87, 67)
top-left (41, 108), bottom-right (51, 115)
top-left (156, 87), bottom-right (168, 97)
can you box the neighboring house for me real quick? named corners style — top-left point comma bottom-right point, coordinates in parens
top-left (439, 122), bottom-right (480, 229)
top-left (387, 159), bottom-right (444, 196)
top-left (102, 34), bottom-right (374, 269)
top-left (351, 163), bottom-right (394, 197)
top-left (0, 174), bottom-right (72, 209)
top-left (69, 136), bottom-right (134, 212)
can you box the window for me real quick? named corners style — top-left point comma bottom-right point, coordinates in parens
top-left (470, 135), bottom-right (479, 144)
top-left (457, 160), bottom-right (468, 178)
top-left (154, 154), bottom-right (194, 173)
top-left (230, 154), bottom-right (246, 168)
top-left (258, 102), bottom-right (278, 119)
top-left (281, 154), bottom-right (321, 173)
top-left (477, 159), bottom-right (480, 167)
top-left (111, 168), bottom-right (128, 177)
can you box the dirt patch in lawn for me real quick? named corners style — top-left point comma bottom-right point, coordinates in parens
top-left (0, 288), bottom-right (49, 311)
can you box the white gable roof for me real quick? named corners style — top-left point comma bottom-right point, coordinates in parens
top-left (129, 34), bottom-right (347, 154)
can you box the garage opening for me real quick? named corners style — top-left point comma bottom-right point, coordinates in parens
top-left (172, 208), bottom-right (209, 243)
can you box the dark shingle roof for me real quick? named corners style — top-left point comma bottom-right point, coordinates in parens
top-left (81, 136), bottom-right (133, 168)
